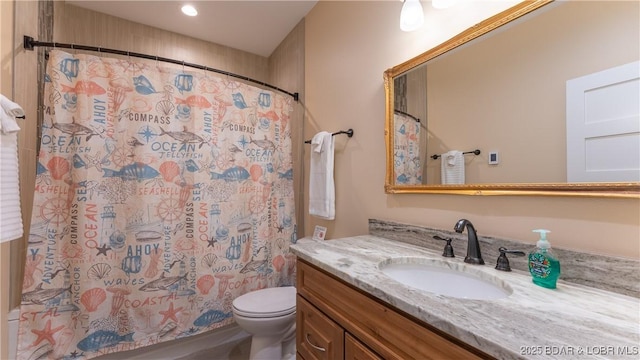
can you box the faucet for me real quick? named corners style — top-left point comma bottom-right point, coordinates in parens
top-left (454, 219), bottom-right (484, 265)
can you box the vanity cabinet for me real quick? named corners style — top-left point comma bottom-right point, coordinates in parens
top-left (297, 295), bottom-right (344, 360)
top-left (296, 259), bottom-right (492, 360)
top-left (345, 334), bottom-right (383, 360)
top-left (297, 294), bottom-right (382, 360)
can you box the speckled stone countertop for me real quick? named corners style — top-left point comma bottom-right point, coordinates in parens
top-left (290, 236), bottom-right (640, 360)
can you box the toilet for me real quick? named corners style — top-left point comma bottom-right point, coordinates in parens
top-left (232, 286), bottom-right (297, 360)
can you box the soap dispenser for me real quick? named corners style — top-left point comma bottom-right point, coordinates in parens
top-left (528, 229), bottom-right (560, 289)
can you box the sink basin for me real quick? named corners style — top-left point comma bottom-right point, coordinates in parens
top-left (379, 258), bottom-right (512, 300)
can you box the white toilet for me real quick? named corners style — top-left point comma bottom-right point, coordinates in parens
top-left (232, 286), bottom-right (297, 360)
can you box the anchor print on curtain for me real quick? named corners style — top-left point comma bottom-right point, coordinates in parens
top-left (394, 112), bottom-right (422, 184)
top-left (17, 50), bottom-right (297, 360)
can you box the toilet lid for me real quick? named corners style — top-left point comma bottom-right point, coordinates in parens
top-left (233, 286), bottom-right (296, 318)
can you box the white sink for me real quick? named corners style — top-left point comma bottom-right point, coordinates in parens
top-left (379, 258), bottom-right (512, 300)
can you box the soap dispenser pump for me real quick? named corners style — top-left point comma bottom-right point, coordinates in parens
top-left (528, 229), bottom-right (560, 289)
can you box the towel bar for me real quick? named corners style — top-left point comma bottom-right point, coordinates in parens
top-left (431, 149), bottom-right (480, 160)
top-left (304, 129), bottom-right (354, 144)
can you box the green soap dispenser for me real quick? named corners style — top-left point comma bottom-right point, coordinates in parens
top-left (528, 229), bottom-right (560, 289)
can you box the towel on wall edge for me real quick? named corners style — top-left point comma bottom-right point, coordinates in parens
top-left (0, 94), bottom-right (24, 243)
top-left (309, 131), bottom-right (335, 220)
top-left (441, 150), bottom-right (465, 185)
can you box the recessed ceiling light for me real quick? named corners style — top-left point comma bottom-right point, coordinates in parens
top-left (181, 4), bottom-right (198, 17)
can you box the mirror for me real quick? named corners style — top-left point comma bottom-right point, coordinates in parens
top-left (384, 0), bottom-right (640, 197)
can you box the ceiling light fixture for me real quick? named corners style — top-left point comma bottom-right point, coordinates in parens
top-left (400, 0), bottom-right (424, 32)
top-left (181, 4), bottom-right (198, 17)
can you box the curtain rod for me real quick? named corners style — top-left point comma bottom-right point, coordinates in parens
top-left (23, 35), bottom-right (299, 102)
top-left (394, 109), bottom-right (420, 123)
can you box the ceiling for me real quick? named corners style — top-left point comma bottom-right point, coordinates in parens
top-left (66, 0), bottom-right (319, 57)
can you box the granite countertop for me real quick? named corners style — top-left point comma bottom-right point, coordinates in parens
top-left (290, 235), bottom-right (640, 360)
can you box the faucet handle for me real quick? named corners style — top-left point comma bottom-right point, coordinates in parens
top-left (433, 235), bottom-right (455, 258)
top-left (495, 247), bottom-right (525, 271)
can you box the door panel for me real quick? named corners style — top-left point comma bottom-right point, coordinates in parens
top-left (567, 61), bottom-right (640, 182)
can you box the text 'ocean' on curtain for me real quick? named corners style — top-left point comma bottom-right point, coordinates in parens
top-left (17, 50), bottom-right (297, 360)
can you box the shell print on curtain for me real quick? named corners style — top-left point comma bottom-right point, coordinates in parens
top-left (17, 50), bottom-right (297, 360)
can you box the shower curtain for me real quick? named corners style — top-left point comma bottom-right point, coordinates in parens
top-left (394, 112), bottom-right (422, 184)
top-left (17, 50), bottom-right (297, 360)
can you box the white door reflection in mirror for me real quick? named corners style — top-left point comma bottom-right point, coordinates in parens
top-left (567, 61), bottom-right (640, 182)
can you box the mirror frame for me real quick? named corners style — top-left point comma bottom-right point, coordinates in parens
top-left (384, 0), bottom-right (640, 198)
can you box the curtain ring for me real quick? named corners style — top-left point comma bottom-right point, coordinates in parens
top-left (155, 56), bottom-right (159, 68)
top-left (182, 60), bottom-right (185, 73)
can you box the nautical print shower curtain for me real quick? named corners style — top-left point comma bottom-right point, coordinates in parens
top-left (17, 50), bottom-right (297, 360)
top-left (394, 112), bottom-right (422, 184)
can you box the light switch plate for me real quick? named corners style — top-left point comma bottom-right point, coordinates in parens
top-left (489, 151), bottom-right (499, 165)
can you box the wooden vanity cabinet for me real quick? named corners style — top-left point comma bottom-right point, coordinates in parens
top-left (297, 295), bottom-right (344, 360)
top-left (297, 294), bottom-right (382, 360)
top-left (296, 259), bottom-right (492, 360)
top-left (345, 334), bottom-right (384, 360)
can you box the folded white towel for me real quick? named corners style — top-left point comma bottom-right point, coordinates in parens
top-left (0, 94), bottom-right (25, 117)
top-left (441, 150), bottom-right (465, 184)
top-left (0, 95), bottom-right (24, 243)
top-left (309, 131), bottom-right (335, 220)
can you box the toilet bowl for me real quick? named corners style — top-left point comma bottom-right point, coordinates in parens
top-left (232, 286), bottom-right (297, 360)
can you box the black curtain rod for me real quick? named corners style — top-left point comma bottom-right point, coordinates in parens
top-left (394, 109), bottom-right (420, 123)
top-left (23, 35), bottom-right (299, 102)
top-left (304, 129), bottom-right (354, 144)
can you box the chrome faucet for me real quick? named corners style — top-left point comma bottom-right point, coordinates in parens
top-left (454, 219), bottom-right (484, 265)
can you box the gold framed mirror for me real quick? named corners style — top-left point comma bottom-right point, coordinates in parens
top-left (384, 0), bottom-right (639, 197)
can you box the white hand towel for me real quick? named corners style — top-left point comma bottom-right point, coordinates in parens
top-left (0, 94), bottom-right (25, 116)
top-left (0, 98), bottom-right (24, 243)
top-left (441, 150), bottom-right (465, 184)
top-left (309, 131), bottom-right (335, 220)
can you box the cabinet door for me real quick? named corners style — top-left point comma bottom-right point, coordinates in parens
top-left (345, 334), bottom-right (383, 360)
top-left (297, 295), bottom-right (344, 360)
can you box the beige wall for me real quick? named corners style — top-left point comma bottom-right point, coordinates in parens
top-left (426, 1), bottom-right (639, 184)
top-left (405, 65), bottom-right (427, 182)
top-left (1, 0), bottom-right (14, 356)
top-left (53, 3), bottom-right (270, 82)
top-left (11, 0), bottom-right (38, 317)
top-left (304, 0), bottom-right (640, 258)
top-left (4, 0), bottom-right (39, 356)
top-left (269, 19), bottom-right (306, 236)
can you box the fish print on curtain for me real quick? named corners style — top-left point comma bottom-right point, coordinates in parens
top-left (394, 112), bottom-right (422, 184)
top-left (17, 50), bottom-right (297, 360)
